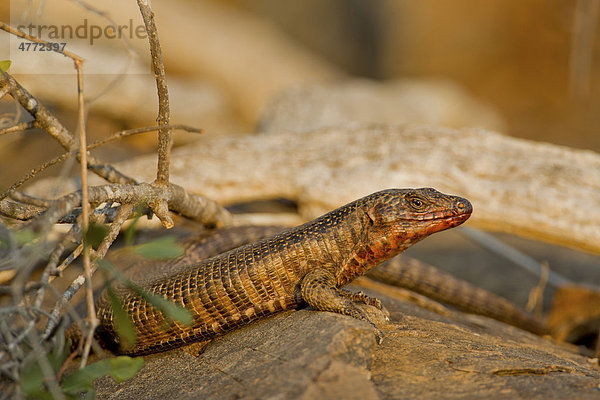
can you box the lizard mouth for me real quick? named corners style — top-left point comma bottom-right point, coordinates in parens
top-left (409, 211), bottom-right (470, 221)
top-left (406, 210), bottom-right (472, 222)
top-left (402, 212), bottom-right (471, 235)
top-left (410, 213), bottom-right (471, 230)
top-left (440, 212), bottom-right (471, 227)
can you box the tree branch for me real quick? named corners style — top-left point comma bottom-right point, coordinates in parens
top-left (137, 0), bottom-right (172, 186)
top-left (0, 72), bottom-right (135, 186)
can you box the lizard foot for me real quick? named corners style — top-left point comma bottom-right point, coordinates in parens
top-left (180, 340), bottom-right (212, 357)
top-left (373, 326), bottom-right (385, 344)
top-left (340, 290), bottom-right (383, 309)
top-left (342, 290), bottom-right (391, 321)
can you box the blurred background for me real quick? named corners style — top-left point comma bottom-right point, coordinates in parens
top-left (1, 0), bottom-right (600, 188)
top-left (1, 0), bottom-right (599, 351)
top-left (236, 0), bottom-right (600, 150)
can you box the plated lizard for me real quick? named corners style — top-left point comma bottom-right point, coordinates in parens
top-left (119, 226), bottom-right (546, 337)
top-left (95, 188), bottom-right (472, 355)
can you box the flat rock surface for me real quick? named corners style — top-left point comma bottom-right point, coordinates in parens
top-left (94, 309), bottom-right (379, 400)
top-left (94, 283), bottom-right (600, 400)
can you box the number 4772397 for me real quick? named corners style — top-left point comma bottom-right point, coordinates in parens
top-left (18, 42), bottom-right (67, 52)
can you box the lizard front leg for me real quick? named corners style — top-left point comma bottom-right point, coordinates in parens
top-left (300, 268), bottom-right (385, 344)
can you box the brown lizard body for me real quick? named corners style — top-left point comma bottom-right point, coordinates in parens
top-left (95, 188), bottom-right (472, 355)
top-left (129, 225), bottom-right (546, 336)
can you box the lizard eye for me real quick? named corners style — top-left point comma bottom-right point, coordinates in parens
top-left (409, 198), bottom-right (424, 209)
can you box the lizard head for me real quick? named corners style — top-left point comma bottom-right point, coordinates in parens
top-left (336, 188), bottom-right (472, 286)
top-left (363, 187), bottom-right (472, 257)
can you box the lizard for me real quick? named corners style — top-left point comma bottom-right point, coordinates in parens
top-left (119, 225), bottom-right (546, 336)
top-left (94, 188), bottom-right (472, 355)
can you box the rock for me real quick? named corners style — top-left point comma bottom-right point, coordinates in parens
top-left (369, 285), bottom-right (600, 399)
top-left (94, 309), bottom-right (378, 399)
top-left (258, 79), bottom-right (506, 133)
top-left (93, 283), bottom-right (600, 399)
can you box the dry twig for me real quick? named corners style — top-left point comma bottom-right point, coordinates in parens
top-left (137, 0), bottom-right (173, 186)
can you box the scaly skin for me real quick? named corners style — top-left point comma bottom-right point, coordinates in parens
top-left (367, 256), bottom-right (547, 335)
top-left (95, 188), bottom-right (472, 355)
top-left (132, 225), bottom-right (546, 335)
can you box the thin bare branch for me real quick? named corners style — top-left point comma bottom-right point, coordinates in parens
top-left (71, 56), bottom-right (98, 368)
top-left (0, 22), bottom-right (84, 62)
top-left (0, 72), bottom-right (135, 185)
top-left (43, 203), bottom-right (133, 337)
top-left (45, 226), bottom-right (77, 282)
top-left (1, 152), bottom-right (72, 201)
top-left (96, 203), bottom-right (134, 259)
top-left (8, 191), bottom-right (52, 208)
top-left (0, 198), bottom-right (45, 220)
top-left (30, 183), bottom-right (232, 232)
top-left (166, 182), bottom-right (232, 227)
top-left (0, 120), bottom-right (36, 136)
top-left (137, 0), bottom-right (172, 185)
top-left (1, 72), bottom-right (74, 149)
top-left (0, 81), bottom-right (10, 99)
top-left (55, 244), bottom-right (83, 279)
top-left (1, 124), bottom-right (201, 201)
top-left (0, 197), bottom-right (134, 223)
top-left (90, 124), bottom-right (202, 151)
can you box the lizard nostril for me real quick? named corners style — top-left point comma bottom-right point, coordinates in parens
top-left (456, 198), bottom-right (472, 213)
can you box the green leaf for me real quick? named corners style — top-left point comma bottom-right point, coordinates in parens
top-left (123, 204), bottom-right (150, 246)
top-left (98, 259), bottom-right (193, 327)
top-left (14, 228), bottom-right (37, 245)
top-left (106, 282), bottom-right (137, 349)
top-left (84, 222), bottom-right (109, 249)
top-left (0, 60), bottom-right (11, 72)
top-left (20, 362), bottom-right (52, 399)
top-left (123, 216), bottom-right (140, 247)
top-left (20, 342), bottom-right (70, 398)
top-left (61, 356), bottom-right (144, 394)
top-left (133, 236), bottom-right (184, 260)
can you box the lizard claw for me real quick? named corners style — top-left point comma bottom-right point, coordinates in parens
top-left (343, 290), bottom-right (384, 310)
top-left (374, 327), bottom-right (385, 344)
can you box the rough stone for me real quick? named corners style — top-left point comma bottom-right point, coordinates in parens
top-left (92, 283), bottom-right (600, 399)
top-left (94, 309), bottom-right (378, 400)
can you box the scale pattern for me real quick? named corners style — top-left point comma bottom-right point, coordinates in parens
top-left (95, 188), bottom-right (472, 355)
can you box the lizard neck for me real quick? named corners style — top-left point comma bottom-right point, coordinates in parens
top-left (336, 227), bottom-right (420, 287)
top-left (335, 212), bottom-right (470, 287)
